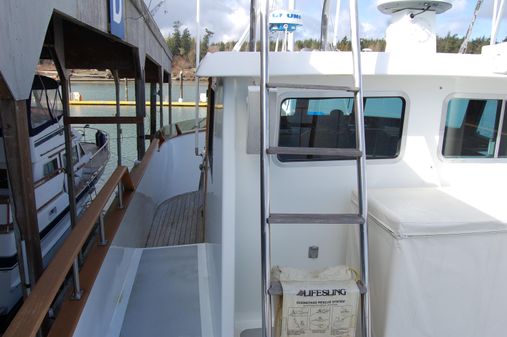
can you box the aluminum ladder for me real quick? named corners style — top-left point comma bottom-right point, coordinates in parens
top-left (258, 0), bottom-right (370, 336)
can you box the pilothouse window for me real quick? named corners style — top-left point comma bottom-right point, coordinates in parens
top-left (442, 98), bottom-right (502, 158)
top-left (278, 96), bottom-right (405, 161)
top-left (30, 88), bottom-right (63, 129)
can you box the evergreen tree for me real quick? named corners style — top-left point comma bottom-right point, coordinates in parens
top-left (200, 28), bottom-right (214, 60)
top-left (170, 21), bottom-right (182, 56)
top-left (181, 28), bottom-right (192, 56)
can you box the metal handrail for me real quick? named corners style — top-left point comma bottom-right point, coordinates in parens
top-left (3, 166), bottom-right (135, 337)
top-left (259, 1), bottom-right (271, 337)
top-left (74, 126), bottom-right (110, 161)
top-left (349, 0), bottom-right (371, 336)
top-left (258, 1), bottom-right (370, 337)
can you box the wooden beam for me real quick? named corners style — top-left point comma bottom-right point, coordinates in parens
top-left (112, 70), bottom-right (123, 166)
top-left (134, 50), bottom-right (146, 160)
top-left (150, 82), bottom-right (157, 139)
top-left (62, 19), bottom-right (134, 71)
top-left (3, 166), bottom-right (131, 337)
top-left (64, 116), bottom-right (143, 125)
top-left (0, 100), bottom-right (43, 292)
top-left (159, 67), bottom-right (164, 129)
top-left (168, 73), bottom-right (173, 125)
top-left (0, 73), bottom-right (12, 99)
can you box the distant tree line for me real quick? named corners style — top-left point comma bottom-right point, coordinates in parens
top-left (165, 20), bottom-right (497, 70)
top-left (166, 21), bottom-right (215, 71)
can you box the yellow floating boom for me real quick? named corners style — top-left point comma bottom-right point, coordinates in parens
top-left (69, 100), bottom-right (208, 107)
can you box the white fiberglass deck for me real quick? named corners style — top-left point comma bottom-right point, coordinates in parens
top-left (73, 244), bottom-right (214, 337)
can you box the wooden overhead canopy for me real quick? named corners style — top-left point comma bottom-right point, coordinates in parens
top-left (40, 14), bottom-right (170, 82)
top-left (145, 56), bottom-right (161, 83)
top-left (61, 18), bottom-right (135, 76)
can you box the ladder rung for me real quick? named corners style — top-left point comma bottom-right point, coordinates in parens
top-left (267, 146), bottom-right (362, 158)
top-left (268, 280), bottom-right (367, 295)
top-left (268, 213), bottom-right (364, 224)
top-left (267, 83), bottom-right (358, 92)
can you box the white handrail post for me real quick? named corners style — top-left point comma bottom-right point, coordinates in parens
top-left (118, 182), bottom-right (124, 209)
top-left (98, 211), bottom-right (107, 246)
top-left (194, 0), bottom-right (201, 156)
top-left (349, 0), bottom-right (370, 336)
top-left (71, 259), bottom-right (83, 300)
top-left (260, 0), bottom-right (272, 336)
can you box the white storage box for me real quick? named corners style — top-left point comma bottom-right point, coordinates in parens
top-left (366, 187), bottom-right (507, 337)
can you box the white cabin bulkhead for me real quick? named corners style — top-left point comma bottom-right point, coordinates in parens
top-left (197, 48), bottom-right (507, 336)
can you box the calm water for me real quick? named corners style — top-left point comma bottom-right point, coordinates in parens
top-left (69, 82), bottom-right (207, 186)
top-left (70, 80), bottom-right (206, 102)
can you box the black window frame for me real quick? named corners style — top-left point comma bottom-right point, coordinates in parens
top-left (276, 95), bottom-right (407, 162)
top-left (441, 96), bottom-right (507, 159)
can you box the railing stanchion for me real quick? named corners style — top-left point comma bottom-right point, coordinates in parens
top-left (98, 211), bottom-right (107, 246)
top-left (71, 259), bottom-right (82, 300)
top-left (118, 183), bottom-right (124, 209)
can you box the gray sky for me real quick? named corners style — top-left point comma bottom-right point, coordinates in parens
top-left (147, 0), bottom-right (507, 43)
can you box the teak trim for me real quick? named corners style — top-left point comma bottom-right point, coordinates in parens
top-left (3, 166), bottom-right (133, 337)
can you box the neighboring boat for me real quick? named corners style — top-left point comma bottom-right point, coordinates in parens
top-left (0, 75), bottom-right (110, 318)
top-left (8, 1), bottom-right (507, 337)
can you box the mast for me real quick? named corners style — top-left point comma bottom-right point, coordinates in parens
top-left (249, 0), bottom-right (257, 51)
top-left (459, 0), bottom-right (483, 53)
top-left (320, 0), bottom-right (331, 50)
top-left (491, 0), bottom-right (506, 45)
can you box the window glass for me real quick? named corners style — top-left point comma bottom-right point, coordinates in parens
top-left (43, 158), bottom-right (59, 177)
top-left (30, 88), bottom-right (63, 129)
top-left (0, 169), bottom-right (8, 189)
top-left (62, 146), bottom-right (79, 168)
top-left (278, 96), bottom-right (405, 161)
top-left (72, 146), bottom-right (79, 164)
top-left (442, 99), bottom-right (501, 158)
top-left (498, 109), bottom-right (507, 157)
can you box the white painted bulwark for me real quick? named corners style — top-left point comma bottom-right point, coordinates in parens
top-left (113, 133), bottom-right (204, 248)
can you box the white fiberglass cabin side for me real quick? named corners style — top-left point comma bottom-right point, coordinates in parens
top-left (197, 49), bottom-right (507, 337)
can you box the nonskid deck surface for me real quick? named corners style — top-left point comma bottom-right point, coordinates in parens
top-left (145, 190), bottom-right (204, 247)
top-left (73, 244), bottom-right (214, 337)
top-left (119, 246), bottom-right (202, 337)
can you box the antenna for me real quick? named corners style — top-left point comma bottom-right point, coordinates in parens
top-left (459, 0), bottom-right (483, 54)
top-left (149, 0), bottom-right (166, 16)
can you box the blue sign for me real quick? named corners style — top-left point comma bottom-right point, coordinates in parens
top-left (269, 23), bottom-right (298, 32)
top-left (109, 0), bottom-right (125, 40)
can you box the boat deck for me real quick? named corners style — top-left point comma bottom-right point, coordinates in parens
top-left (145, 190), bottom-right (204, 247)
top-left (77, 142), bottom-right (109, 195)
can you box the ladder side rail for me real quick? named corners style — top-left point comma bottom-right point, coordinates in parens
top-left (260, 0), bottom-right (272, 336)
top-left (349, 0), bottom-right (371, 337)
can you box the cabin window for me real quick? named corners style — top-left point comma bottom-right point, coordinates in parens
top-left (29, 88), bottom-right (63, 130)
top-left (43, 158), bottom-right (59, 177)
top-left (278, 96), bottom-right (405, 162)
top-left (0, 169), bottom-right (8, 189)
top-left (61, 146), bottom-right (79, 168)
top-left (442, 98), bottom-right (502, 158)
